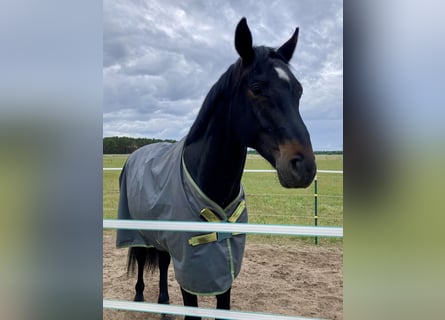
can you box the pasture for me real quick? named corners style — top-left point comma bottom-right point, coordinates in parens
top-left (103, 153), bottom-right (343, 245)
top-left (103, 153), bottom-right (343, 319)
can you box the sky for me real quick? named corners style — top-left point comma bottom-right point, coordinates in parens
top-left (103, 0), bottom-right (343, 151)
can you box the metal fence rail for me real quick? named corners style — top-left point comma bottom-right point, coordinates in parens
top-left (103, 219), bottom-right (343, 237)
top-left (103, 168), bottom-right (343, 174)
top-left (103, 299), bottom-right (326, 320)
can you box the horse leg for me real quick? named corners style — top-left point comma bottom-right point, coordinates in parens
top-left (180, 287), bottom-right (200, 320)
top-left (157, 250), bottom-right (170, 304)
top-left (157, 250), bottom-right (173, 320)
top-left (215, 287), bottom-right (231, 320)
top-left (133, 247), bottom-right (147, 302)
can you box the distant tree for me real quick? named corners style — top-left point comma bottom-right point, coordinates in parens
top-left (103, 137), bottom-right (177, 154)
top-left (314, 151), bottom-right (343, 155)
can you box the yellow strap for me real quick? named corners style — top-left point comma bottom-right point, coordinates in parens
top-left (188, 232), bottom-right (218, 246)
top-left (189, 232), bottom-right (244, 246)
top-left (228, 200), bottom-right (246, 223)
top-left (201, 200), bottom-right (245, 223)
top-left (200, 208), bottom-right (222, 222)
top-left (190, 201), bottom-right (246, 247)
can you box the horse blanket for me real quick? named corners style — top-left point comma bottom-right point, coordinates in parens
top-left (116, 138), bottom-right (247, 295)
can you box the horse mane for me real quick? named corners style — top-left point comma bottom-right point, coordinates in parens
top-left (185, 46), bottom-right (287, 144)
top-left (185, 60), bottom-right (241, 143)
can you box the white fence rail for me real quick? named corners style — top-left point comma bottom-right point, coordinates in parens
top-left (103, 219), bottom-right (343, 237)
top-left (103, 299), bottom-right (326, 320)
top-left (103, 168), bottom-right (343, 174)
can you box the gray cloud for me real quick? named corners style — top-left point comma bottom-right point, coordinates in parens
top-left (103, 0), bottom-right (343, 150)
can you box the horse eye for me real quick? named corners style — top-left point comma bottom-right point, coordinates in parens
top-left (250, 83), bottom-right (263, 95)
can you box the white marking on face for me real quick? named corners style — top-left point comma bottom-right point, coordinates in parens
top-left (274, 67), bottom-right (290, 83)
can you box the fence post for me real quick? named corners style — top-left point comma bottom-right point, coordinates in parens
top-left (314, 176), bottom-right (318, 245)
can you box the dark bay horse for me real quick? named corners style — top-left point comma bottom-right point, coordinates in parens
top-left (117, 17), bottom-right (316, 320)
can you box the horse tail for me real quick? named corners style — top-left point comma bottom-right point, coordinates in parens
top-left (127, 247), bottom-right (158, 276)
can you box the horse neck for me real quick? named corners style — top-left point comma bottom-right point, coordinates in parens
top-left (184, 111), bottom-right (246, 208)
top-left (184, 67), bottom-right (246, 208)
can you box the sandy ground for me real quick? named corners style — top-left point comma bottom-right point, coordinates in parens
top-left (103, 233), bottom-right (343, 319)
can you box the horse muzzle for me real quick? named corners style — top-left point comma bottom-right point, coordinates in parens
top-left (275, 142), bottom-right (316, 188)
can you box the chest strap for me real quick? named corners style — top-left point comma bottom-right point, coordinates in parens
top-left (188, 200), bottom-right (245, 247)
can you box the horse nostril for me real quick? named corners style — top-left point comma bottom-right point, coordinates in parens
top-left (290, 153), bottom-right (303, 171)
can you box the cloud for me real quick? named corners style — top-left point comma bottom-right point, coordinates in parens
top-left (103, 0), bottom-right (343, 150)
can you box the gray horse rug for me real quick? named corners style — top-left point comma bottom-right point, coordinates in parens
top-left (116, 139), bottom-right (248, 295)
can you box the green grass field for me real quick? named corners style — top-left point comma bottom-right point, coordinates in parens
top-left (103, 153), bottom-right (343, 244)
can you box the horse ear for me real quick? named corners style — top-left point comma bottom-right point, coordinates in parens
top-left (277, 27), bottom-right (299, 63)
top-left (235, 17), bottom-right (254, 64)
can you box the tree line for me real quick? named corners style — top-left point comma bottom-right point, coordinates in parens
top-left (314, 150), bottom-right (343, 155)
top-left (103, 136), bottom-right (176, 154)
top-left (104, 136), bottom-right (342, 155)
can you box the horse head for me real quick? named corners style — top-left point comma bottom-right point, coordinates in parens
top-left (232, 18), bottom-right (316, 188)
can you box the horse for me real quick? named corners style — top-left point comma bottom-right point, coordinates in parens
top-left (116, 17), bottom-right (316, 320)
